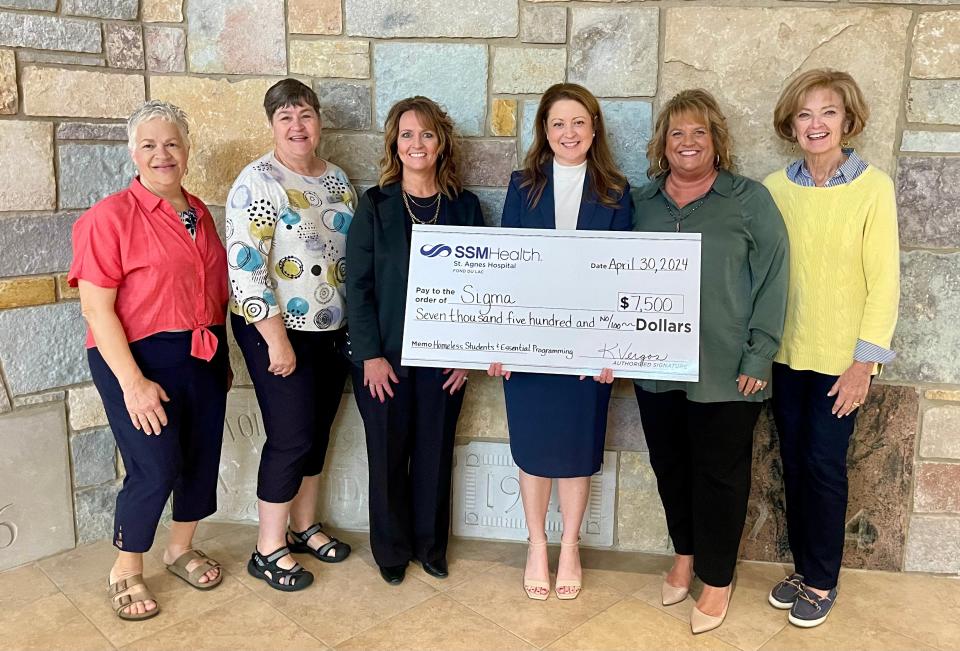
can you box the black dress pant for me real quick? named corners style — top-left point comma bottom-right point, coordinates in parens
top-left (771, 363), bottom-right (859, 591)
top-left (352, 364), bottom-right (465, 568)
top-left (634, 387), bottom-right (761, 587)
top-left (231, 314), bottom-right (349, 504)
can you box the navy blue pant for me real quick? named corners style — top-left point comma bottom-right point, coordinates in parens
top-left (352, 364), bottom-right (464, 568)
top-left (634, 387), bottom-right (761, 587)
top-left (772, 363), bottom-right (859, 591)
top-left (231, 314), bottom-right (348, 504)
top-left (89, 328), bottom-right (228, 553)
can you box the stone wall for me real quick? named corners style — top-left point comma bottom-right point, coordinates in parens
top-left (0, 0), bottom-right (957, 575)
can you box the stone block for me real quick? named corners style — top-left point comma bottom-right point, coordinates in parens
top-left (914, 463), bottom-right (960, 514)
top-left (452, 441), bottom-right (617, 546)
top-left (0, 376), bottom-right (10, 414)
top-left (901, 130), bottom-right (960, 154)
top-left (519, 98), bottom-right (538, 161)
top-left (904, 515), bottom-right (960, 574)
top-left (23, 67), bottom-right (144, 119)
top-left (187, 0), bottom-right (286, 75)
top-left (0, 120), bottom-right (55, 211)
top-left (62, 0), bottom-right (136, 19)
top-left (896, 157), bottom-right (960, 248)
top-left (887, 252), bottom-right (960, 385)
top-left (290, 39), bottom-right (369, 79)
top-left (490, 99), bottom-right (516, 137)
top-left (920, 405), bottom-right (960, 460)
top-left (617, 451), bottom-right (671, 554)
top-left (144, 26), bottom-right (185, 74)
top-left (455, 372), bottom-right (508, 441)
top-left (289, 0), bottom-right (341, 35)
top-left (0, 303), bottom-right (90, 395)
top-left (317, 133), bottom-right (382, 183)
top-left (492, 47), bottom-right (565, 95)
top-left (345, 0), bottom-right (517, 38)
top-left (0, 12), bottom-right (101, 54)
top-left (56, 122), bottom-right (127, 141)
top-left (374, 43), bottom-right (487, 137)
top-left (741, 387), bottom-right (918, 570)
top-left (0, 49), bottom-right (15, 114)
top-left (0, 212), bottom-right (79, 277)
top-left (460, 140), bottom-right (517, 187)
top-left (215, 388), bottom-right (368, 529)
top-left (606, 395), bottom-right (645, 452)
top-left (70, 427), bottom-right (117, 488)
top-left (662, 7), bottom-right (909, 180)
top-left (569, 6), bottom-right (658, 98)
top-left (142, 0), bottom-right (182, 23)
top-left (470, 187), bottom-right (508, 227)
top-left (68, 384), bottom-right (109, 431)
top-left (926, 389), bottom-right (960, 402)
top-left (0, 404), bottom-right (75, 572)
top-left (150, 76), bottom-right (275, 206)
top-left (0, 276), bottom-right (56, 309)
top-left (58, 143), bottom-right (136, 210)
top-left (56, 273), bottom-right (79, 300)
top-left (906, 80), bottom-right (960, 126)
top-left (12, 391), bottom-right (64, 408)
top-left (104, 23), bottom-right (144, 70)
top-left (521, 5), bottom-right (566, 44)
top-left (16, 51), bottom-right (103, 67)
top-left (75, 481), bottom-right (120, 544)
top-left (0, 0), bottom-right (56, 8)
top-left (911, 11), bottom-right (960, 79)
top-left (313, 81), bottom-right (372, 131)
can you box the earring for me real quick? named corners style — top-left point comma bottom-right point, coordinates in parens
top-left (841, 139), bottom-right (850, 149)
top-left (658, 156), bottom-right (668, 171)
top-left (714, 154), bottom-right (720, 169)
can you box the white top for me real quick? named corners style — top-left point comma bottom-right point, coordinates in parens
top-left (552, 159), bottom-right (587, 230)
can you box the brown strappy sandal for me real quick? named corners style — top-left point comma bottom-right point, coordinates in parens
top-left (165, 549), bottom-right (223, 590)
top-left (108, 574), bottom-right (160, 621)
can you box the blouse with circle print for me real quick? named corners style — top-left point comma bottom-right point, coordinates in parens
top-left (226, 151), bottom-right (355, 331)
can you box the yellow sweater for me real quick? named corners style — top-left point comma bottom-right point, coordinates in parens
top-left (763, 166), bottom-right (900, 376)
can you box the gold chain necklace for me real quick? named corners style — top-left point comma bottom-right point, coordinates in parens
top-left (402, 190), bottom-right (441, 225)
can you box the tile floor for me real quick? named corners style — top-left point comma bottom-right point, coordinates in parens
top-left (2, 522), bottom-right (957, 651)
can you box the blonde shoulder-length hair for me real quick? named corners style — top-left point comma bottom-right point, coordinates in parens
top-left (378, 96), bottom-right (463, 199)
top-left (646, 89), bottom-right (734, 178)
top-left (772, 69), bottom-right (870, 143)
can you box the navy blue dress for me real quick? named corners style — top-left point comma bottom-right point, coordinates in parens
top-left (501, 166), bottom-right (632, 478)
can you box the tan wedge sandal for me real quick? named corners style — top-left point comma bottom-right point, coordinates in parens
top-left (108, 574), bottom-right (160, 621)
top-left (523, 538), bottom-right (550, 601)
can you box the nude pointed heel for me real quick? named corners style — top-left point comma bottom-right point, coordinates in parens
top-left (661, 580), bottom-right (690, 606)
top-left (691, 581), bottom-right (734, 634)
top-left (555, 538), bottom-right (582, 601)
top-left (523, 538), bottom-right (550, 601)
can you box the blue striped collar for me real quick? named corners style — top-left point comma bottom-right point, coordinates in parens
top-left (785, 148), bottom-right (868, 187)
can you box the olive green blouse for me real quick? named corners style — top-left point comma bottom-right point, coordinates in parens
top-left (631, 169), bottom-right (789, 403)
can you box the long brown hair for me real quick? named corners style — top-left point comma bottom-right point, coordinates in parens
top-left (520, 83), bottom-right (626, 209)
top-left (378, 96), bottom-right (463, 199)
top-left (647, 89), bottom-right (734, 178)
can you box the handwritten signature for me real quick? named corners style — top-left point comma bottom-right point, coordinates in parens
top-left (597, 342), bottom-right (668, 362)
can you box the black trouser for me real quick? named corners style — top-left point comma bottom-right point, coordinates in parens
top-left (89, 328), bottom-right (228, 553)
top-left (231, 314), bottom-right (349, 504)
top-left (772, 363), bottom-right (859, 591)
top-left (352, 364), bottom-right (465, 568)
top-left (634, 387), bottom-right (761, 587)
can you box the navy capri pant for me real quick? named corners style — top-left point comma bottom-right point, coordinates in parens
top-left (230, 314), bottom-right (349, 504)
top-left (88, 327), bottom-right (229, 554)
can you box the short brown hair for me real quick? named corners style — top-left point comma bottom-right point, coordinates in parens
top-left (772, 69), bottom-right (869, 142)
top-left (378, 96), bottom-right (463, 199)
top-left (647, 89), bottom-right (733, 179)
top-left (521, 83), bottom-right (626, 209)
top-left (263, 78), bottom-right (321, 122)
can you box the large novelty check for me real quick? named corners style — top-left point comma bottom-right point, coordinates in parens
top-left (401, 225), bottom-right (702, 381)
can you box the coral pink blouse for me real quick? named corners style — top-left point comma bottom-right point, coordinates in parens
top-left (68, 178), bottom-right (229, 361)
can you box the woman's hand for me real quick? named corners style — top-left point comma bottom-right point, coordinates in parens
top-left (487, 362), bottom-right (511, 381)
top-left (267, 338), bottom-right (296, 377)
top-left (442, 369), bottom-right (469, 394)
top-left (737, 374), bottom-right (767, 396)
top-left (122, 375), bottom-right (170, 435)
top-left (364, 357), bottom-right (399, 403)
top-left (828, 360), bottom-right (872, 418)
top-left (580, 368), bottom-right (615, 383)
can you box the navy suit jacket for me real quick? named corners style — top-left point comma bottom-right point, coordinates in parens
top-left (501, 165), bottom-right (632, 232)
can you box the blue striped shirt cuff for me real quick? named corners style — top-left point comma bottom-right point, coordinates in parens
top-left (854, 339), bottom-right (896, 364)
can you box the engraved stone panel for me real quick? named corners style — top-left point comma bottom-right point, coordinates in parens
top-left (896, 157), bottom-right (960, 248)
top-left (451, 441), bottom-right (617, 547)
top-left (0, 404), bottom-right (75, 571)
top-left (186, 0), bottom-right (286, 75)
top-left (662, 6), bottom-right (909, 180)
top-left (741, 387), bottom-right (918, 570)
top-left (215, 388), bottom-right (368, 529)
top-left (346, 0), bottom-right (517, 38)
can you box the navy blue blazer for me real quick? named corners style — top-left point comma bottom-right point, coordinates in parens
top-left (501, 165), bottom-right (632, 231)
